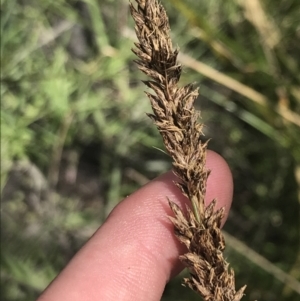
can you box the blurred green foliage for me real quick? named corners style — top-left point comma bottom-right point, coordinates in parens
top-left (1, 0), bottom-right (300, 300)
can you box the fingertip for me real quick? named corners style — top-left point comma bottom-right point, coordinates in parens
top-left (206, 150), bottom-right (233, 218)
top-left (38, 150), bottom-right (233, 301)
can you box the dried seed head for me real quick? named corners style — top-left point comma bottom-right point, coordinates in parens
top-left (130, 1), bottom-right (248, 300)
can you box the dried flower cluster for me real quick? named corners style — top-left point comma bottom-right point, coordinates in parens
top-left (130, 0), bottom-right (246, 300)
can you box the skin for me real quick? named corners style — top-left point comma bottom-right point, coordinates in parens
top-left (38, 150), bottom-right (233, 301)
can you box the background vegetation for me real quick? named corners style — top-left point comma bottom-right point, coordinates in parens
top-left (1, 0), bottom-right (299, 300)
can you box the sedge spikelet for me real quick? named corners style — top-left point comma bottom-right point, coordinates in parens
top-left (130, 1), bottom-right (247, 300)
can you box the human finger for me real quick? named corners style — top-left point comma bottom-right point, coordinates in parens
top-left (38, 150), bottom-right (233, 301)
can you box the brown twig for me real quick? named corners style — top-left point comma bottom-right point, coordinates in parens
top-left (130, 0), bottom-right (247, 300)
